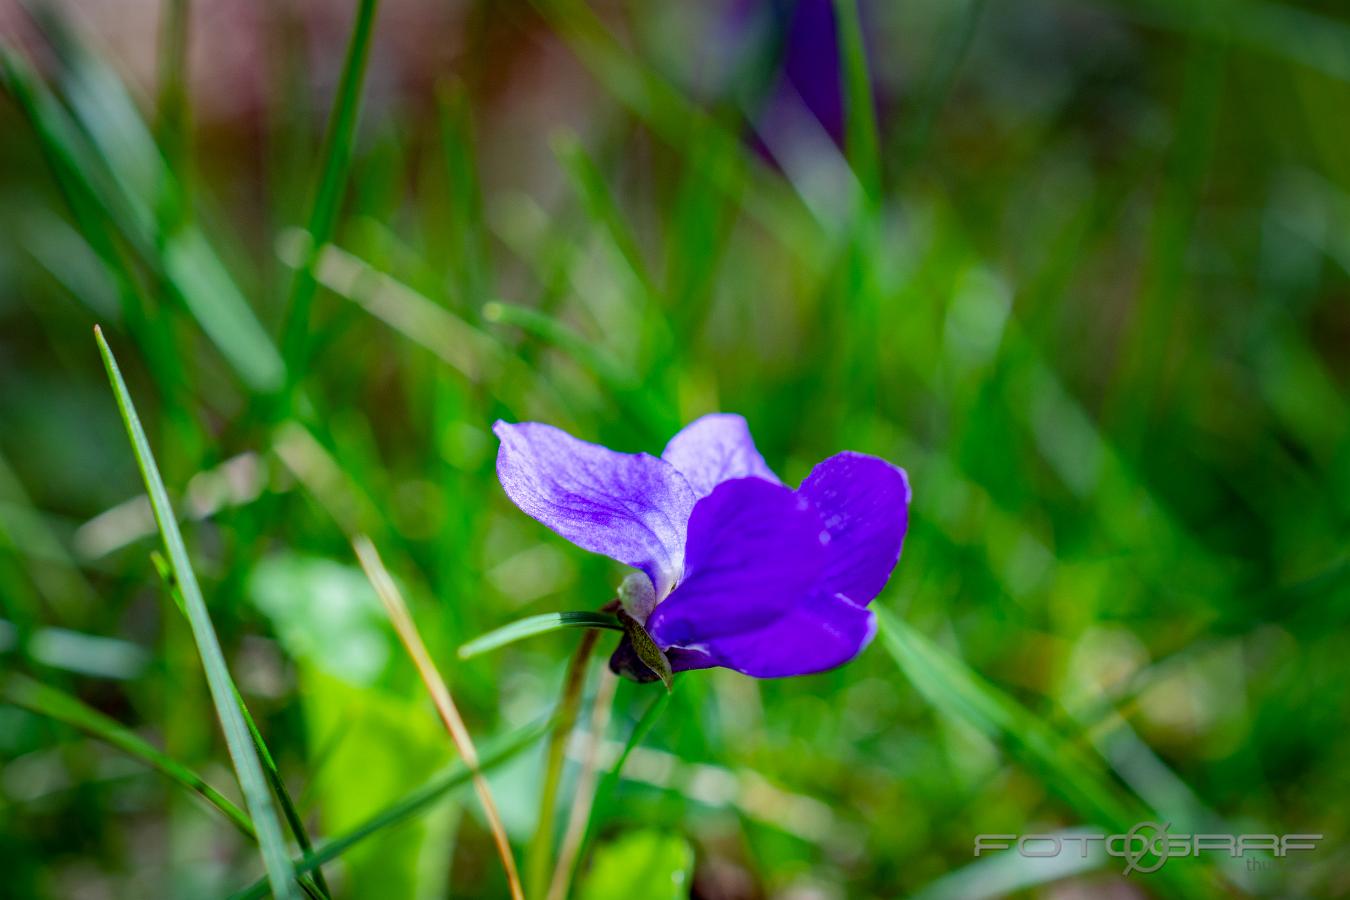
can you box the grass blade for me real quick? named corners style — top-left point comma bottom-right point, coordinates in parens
top-left (241, 701), bottom-right (332, 899)
top-left (275, 231), bottom-right (500, 381)
top-left (874, 607), bottom-right (1134, 822)
top-left (873, 606), bottom-right (1218, 898)
top-left (352, 535), bottom-right (525, 900)
top-left (533, 0), bottom-right (829, 265)
top-left (41, 21), bottom-right (286, 392)
top-left (1, 672), bottom-right (253, 839)
top-left (832, 0), bottom-right (880, 200)
top-left (0, 47), bottom-right (191, 405)
top-left (552, 132), bottom-right (656, 298)
top-left (150, 551), bottom-right (332, 899)
top-left (436, 83), bottom-right (492, 303)
top-left (228, 713), bottom-right (552, 900)
top-left (458, 611), bottom-right (623, 660)
top-left (94, 327), bottom-right (298, 900)
top-left (482, 300), bottom-right (637, 391)
top-left (280, 0), bottom-right (382, 387)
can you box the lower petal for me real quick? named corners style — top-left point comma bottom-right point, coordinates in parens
top-left (665, 593), bottom-right (876, 679)
top-left (644, 477), bottom-right (827, 646)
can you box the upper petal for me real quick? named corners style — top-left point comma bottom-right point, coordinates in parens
top-left (658, 592), bottom-right (877, 679)
top-left (493, 421), bottom-right (695, 596)
top-left (661, 413), bottom-right (780, 498)
top-left (798, 451), bottom-right (910, 606)
top-left (645, 477), bottom-right (826, 647)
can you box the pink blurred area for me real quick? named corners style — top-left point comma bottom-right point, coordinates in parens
top-left (3, 0), bottom-right (457, 120)
top-left (1, 1), bottom-right (605, 135)
top-left (0, 0), bottom-right (611, 201)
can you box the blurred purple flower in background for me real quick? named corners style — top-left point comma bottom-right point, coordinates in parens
top-left (765, 0), bottom-right (846, 146)
top-left (699, 0), bottom-right (879, 153)
top-left (494, 415), bottom-right (909, 681)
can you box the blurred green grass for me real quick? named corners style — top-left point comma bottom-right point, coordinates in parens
top-left (1, 0), bottom-right (1348, 897)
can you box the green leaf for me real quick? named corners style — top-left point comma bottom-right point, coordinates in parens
top-left (247, 552), bottom-right (392, 686)
top-left (457, 611), bottom-right (623, 660)
top-left (94, 327), bottom-right (298, 900)
top-left (299, 670), bottom-right (456, 900)
top-left (618, 611), bottom-right (672, 691)
top-left (577, 830), bottom-right (693, 900)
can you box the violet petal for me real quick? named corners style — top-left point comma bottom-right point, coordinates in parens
top-left (493, 421), bottom-right (695, 597)
top-left (799, 451), bottom-right (910, 606)
top-left (645, 477), bottom-right (826, 646)
top-left (663, 592), bottom-right (876, 678)
top-left (661, 413), bottom-right (779, 498)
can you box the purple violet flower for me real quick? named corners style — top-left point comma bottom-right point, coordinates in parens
top-left (493, 414), bottom-right (910, 681)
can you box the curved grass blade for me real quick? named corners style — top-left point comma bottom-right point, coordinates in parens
top-left (873, 607), bottom-right (1218, 898)
top-left (458, 611), bottom-right (623, 660)
top-left (1, 673), bottom-right (253, 839)
top-left (482, 300), bottom-right (637, 392)
top-left (275, 231), bottom-right (500, 382)
top-left (94, 327), bottom-right (298, 900)
top-left (150, 550), bottom-right (331, 899)
top-left (280, 0), bottom-right (382, 387)
top-left (228, 713), bottom-right (554, 900)
top-left (552, 132), bottom-right (656, 298)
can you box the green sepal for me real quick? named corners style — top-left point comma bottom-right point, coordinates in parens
top-left (617, 611), bottom-right (673, 691)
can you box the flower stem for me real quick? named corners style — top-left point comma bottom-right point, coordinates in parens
top-left (526, 627), bottom-right (601, 900)
top-left (559, 681), bottom-right (678, 894)
top-left (546, 669), bottom-right (618, 900)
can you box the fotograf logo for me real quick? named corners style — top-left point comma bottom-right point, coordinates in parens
top-left (973, 824), bottom-right (1323, 876)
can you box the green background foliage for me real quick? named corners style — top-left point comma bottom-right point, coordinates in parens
top-left (0, 0), bottom-right (1347, 896)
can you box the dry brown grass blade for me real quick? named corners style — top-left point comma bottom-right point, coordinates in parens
top-left (546, 668), bottom-right (619, 900)
top-left (352, 535), bottom-right (524, 900)
top-left (527, 627), bottom-right (601, 899)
